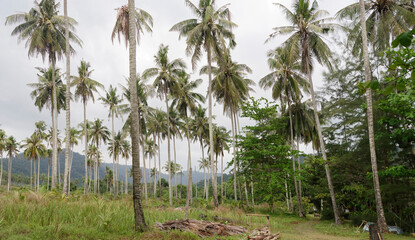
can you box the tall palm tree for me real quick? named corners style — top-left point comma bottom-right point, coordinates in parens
top-left (100, 85), bottom-right (125, 197)
top-left (152, 109), bottom-right (167, 198)
top-left (145, 137), bottom-right (157, 199)
top-left (143, 44), bottom-right (186, 206)
top-left (72, 60), bottom-right (103, 194)
top-left (171, 71), bottom-right (204, 218)
top-left (6, 0), bottom-right (81, 190)
top-left (337, 0), bottom-right (415, 56)
top-left (336, 0), bottom-right (414, 232)
top-left (212, 125), bottom-right (230, 203)
top-left (169, 106), bottom-right (184, 199)
top-left (111, 0), bottom-right (152, 229)
top-left (198, 157), bottom-right (209, 200)
top-left (171, 0), bottom-right (236, 208)
top-left (260, 47), bottom-right (309, 217)
top-left (108, 131), bottom-right (125, 194)
top-left (268, 0), bottom-right (342, 224)
top-left (201, 54), bottom-right (253, 203)
top-left (64, 127), bottom-right (80, 193)
top-left (34, 121), bottom-right (47, 191)
top-left (0, 129), bottom-right (6, 186)
top-left (90, 119), bottom-right (110, 193)
top-left (5, 136), bottom-right (19, 191)
top-left (23, 133), bottom-right (46, 191)
top-left (121, 138), bottom-right (131, 194)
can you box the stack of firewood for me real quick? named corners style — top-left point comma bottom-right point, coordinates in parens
top-left (248, 227), bottom-right (281, 240)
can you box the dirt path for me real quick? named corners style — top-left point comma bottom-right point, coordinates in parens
top-left (281, 218), bottom-right (365, 240)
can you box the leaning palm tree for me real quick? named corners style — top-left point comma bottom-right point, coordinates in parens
top-left (6, 0), bottom-right (81, 190)
top-left (171, 0), bottom-right (236, 208)
top-left (111, 1), bottom-right (153, 231)
top-left (268, 0), bottom-right (342, 224)
top-left (171, 71), bottom-right (205, 218)
top-left (89, 119), bottom-right (110, 194)
top-left (143, 44), bottom-right (186, 206)
top-left (201, 53), bottom-right (254, 203)
top-left (72, 60), bottom-right (103, 194)
top-left (0, 129), bottom-right (6, 186)
top-left (100, 85), bottom-right (125, 197)
top-left (260, 47), bottom-right (309, 217)
top-left (5, 136), bottom-right (19, 191)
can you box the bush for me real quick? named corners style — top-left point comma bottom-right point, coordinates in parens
top-left (350, 209), bottom-right (377, 226)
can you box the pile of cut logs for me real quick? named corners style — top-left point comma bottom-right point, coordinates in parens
top-left (248, 226), bottom-right (280, 240)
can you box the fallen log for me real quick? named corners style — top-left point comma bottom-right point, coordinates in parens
top-left (155, 219), bottom-right (248, 237)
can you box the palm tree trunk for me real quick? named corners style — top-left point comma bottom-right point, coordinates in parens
top-left (0, 157), bottom-right (3, 186)
top-left (58, 152), bottom-right (61, 187)
top-left (34, 159), bottom-right (37, 191)
top-left (305, 51), bottom-right (342, 225)
top-left (37, 156), bottom-right (40, 191)
top-left (158, 134), bottom-right (162, 198)
top-left (62, 0), bottom-right (71, 196)
top-left (185, 116), bottom-right (192, 219)
top-left (296, 137), bottom-right (304, 215)
top-left (153, 133), bottom-right (157, 199)
top-left (285, 176), bottom-right (289, 210)
top-left (7, 154), bottom-right (12, 191)
top-left (141, 138), bottom-right (147, 203)
top-left (164, 88), bottom-right (173, 206)
top-left (207, 48), bottom-right (219, 208)
top-left (47, 159), bottom-right (50, 190)
top-left (68, 147), bottom-right (73, 194)
top-left (83, 101), bottom-right (88, 194)
top-left (129, 0), bottom-right (147, 231)
top-left (173, 137), bottom-right (178, 199)
top-left (203, 166), bottom-right (207, 199)
top-left (251, 176), bottom-right (255, 207)
top-left (244, 178), bottom-right (249, 207)
top-left (231, 110), bottom-right (237, 202)
top-left (180, 171), bottom-right (183, 199)
top-left (112, 112), bottom-right (117, 198)
top-left (221, 154), bottom-right (224, 204)
top-left (51, 58), bottom-right (58, 190)
top-left (30, 158), bottom-right (33, 190)
top-left (89, 165), bottom-right (92, 193)
top-left (195, 164), bottom-right (198, 200)
top-left (94, 149), bottom-right (98, 194)
top-left (289, 105), bottom-right (303, 217)
top-left (358, 0), bottom-right (388, 232)
top-left (125, 158), bottom-right (128, 194)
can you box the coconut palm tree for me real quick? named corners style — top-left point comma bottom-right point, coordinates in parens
top-left (112, 2), bottom-right (152, 229)
top-left (5, 136), bottom-right (19, 191)
top-left (201, 53), bottom-right (253, 203)
top-left (198, 157), bottom-right (209, 200)
top-left (63, 127), bottom-right (80, 193)
top-left (268, 0), bottom-right (342, 224)
top-left (0, 129), bottom-right (6, 186)
top-left (337, 0), bottom-right (415, 56)
top-left (152, 109), bottom-right (167, 198)
top-left (212, 125), bottom-right (230, 203)
top-left (121, 138), bottom-right (131, 194)
top-left (169, 106), bottom-right (183, 199)
top-left (108, 131), bottom-right (125, 194)
top-left (171, 0), bottom-right (236, 208)
top-left (143, 44), bottom-right (186, 206)
top-left (100, 85), bottom-right (125, 197)
top-left (260, 47), bottom-right (309, 217)
top-left (171, 71), bottom-right (204, 217)
top-left (72, 60), bottom-right (103, 194)
top-left (6, 0), bottom-right (81, 190)
top-left (191, 105), bottom-right (209, 184)
top-left (90, 119), bottom-right (110, 193)
top-left (34, 121), bottom-right (47, 190)
top-left (23, 133), bottom-right (46, 191)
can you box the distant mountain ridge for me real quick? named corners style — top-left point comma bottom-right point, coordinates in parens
top-left (0, 151), bottom-right (228, 186)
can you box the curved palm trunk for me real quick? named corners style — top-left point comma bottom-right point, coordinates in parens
top-left (63, 0), bottom-right (71, 196)
top-left (207, 48), bottom-right (219, 208)
top-left (185, 116), bottom-right (192, 219)
top-left (83, 101), bottom-right (88, 194)
top-left (289, 105), bottom-right (304, 217)
top-left (305, 53), bottom-right (342, 225)
top-left (359, 0), bottom-right (388, 232)
top-left (173, 137), bottom-right (178, 199)
top-left (7, 153), bottom-right (12, 191)
top-left (129, 0), bottom-right (147, 231)
top-left (164, 88), bottom-right (173, 206)
top-left (51, 58), bottom-right (58, 190)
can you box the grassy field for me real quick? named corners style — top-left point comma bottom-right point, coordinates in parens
top-left (0, 188), bottom-right (413, 240)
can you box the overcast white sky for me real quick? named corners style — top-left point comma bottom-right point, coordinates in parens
top-left (0, 0), bottom-right (356, 173)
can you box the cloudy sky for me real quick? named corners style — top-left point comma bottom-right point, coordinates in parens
top-left (0, 0), bottom-right (356, 173)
